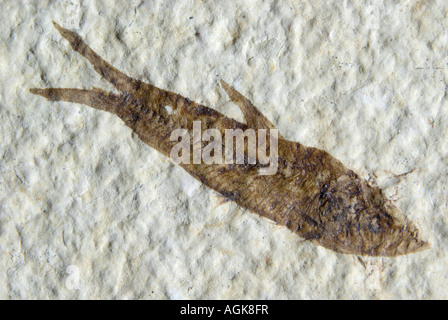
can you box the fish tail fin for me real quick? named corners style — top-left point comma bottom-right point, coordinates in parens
top-left (30, 87), bottom-right (121, 114)
top-left (52, 21), bottom-right (140, 93)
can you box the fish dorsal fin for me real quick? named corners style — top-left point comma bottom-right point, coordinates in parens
top-left (220, 80), bottom-right (284, 139)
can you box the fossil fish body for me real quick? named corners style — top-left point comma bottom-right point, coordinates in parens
top-left (30, 22), bottom-right (428, 257)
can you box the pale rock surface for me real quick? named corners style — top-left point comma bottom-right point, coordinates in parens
top-left (0, 0), bottom-right (447, 299)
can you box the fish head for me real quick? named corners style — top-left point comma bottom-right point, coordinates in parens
top-left (315, 173), bottom-right (429, 257)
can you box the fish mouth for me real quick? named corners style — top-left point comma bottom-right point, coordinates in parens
top-left (361, 222), bottom-right (430, 257)
top-left (316, 217), bottom-right (430, 257)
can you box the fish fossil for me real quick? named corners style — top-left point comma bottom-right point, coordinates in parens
top-left (30, 22), bottom-right (428, 257)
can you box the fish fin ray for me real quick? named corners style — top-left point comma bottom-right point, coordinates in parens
top-left (220, 80), bottom-right (284, 138)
